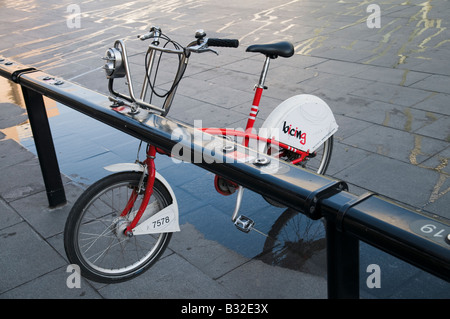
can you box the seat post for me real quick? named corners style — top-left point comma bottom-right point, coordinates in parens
top-left (257, 55), bottom-right (271, 89)
top-left (244, 55), bottom-right (271, 147)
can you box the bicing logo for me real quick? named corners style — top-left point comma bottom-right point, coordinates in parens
top-left (282, 121), bottom-right (307, 146)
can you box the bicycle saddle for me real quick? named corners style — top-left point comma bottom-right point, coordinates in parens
top-left (246, 41), bottom-right (294, 59)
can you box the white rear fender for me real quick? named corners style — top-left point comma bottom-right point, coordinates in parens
top-left (104, 163), bottom-right (180, 234)
top-left (259, 94), bottom-right (338, 153)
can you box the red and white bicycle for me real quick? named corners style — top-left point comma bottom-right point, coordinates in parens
top-left (64, 27), bottom-right (338, 283)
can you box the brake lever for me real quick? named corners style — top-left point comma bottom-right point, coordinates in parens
top-left (187, 44), bottom-right (219, 55)
top-left (137, 26), bottom-right (161, 44)
top-left (202, 48), bottom-right (219, 55)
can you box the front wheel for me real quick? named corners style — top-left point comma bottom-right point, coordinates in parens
top-left (64, 171), bottom-right (173, 283)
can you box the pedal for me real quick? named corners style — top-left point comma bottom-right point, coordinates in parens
top-left (234, 215), bottom-right (254, 233)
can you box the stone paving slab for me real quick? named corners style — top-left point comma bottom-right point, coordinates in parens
top-left (0, 266), bottom-right (101, 299)
top-left (335, 153), bottom-right (449, 219)
top-left (98, 253), bottom-right (239, 299)
top-left (217, 259), bottom-right (327, 299)
top-left (341, 124), bottom-right (448, 164)
top-left (0, 221), bottom-right (67, 294)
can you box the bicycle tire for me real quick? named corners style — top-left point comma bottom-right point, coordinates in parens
top-left (292, 135), bottom-right (333, 175)
top-left (64, 171), bottom-right (172, 283)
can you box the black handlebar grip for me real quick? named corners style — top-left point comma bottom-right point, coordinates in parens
top-left (207, 38), bottom-right (239, 48)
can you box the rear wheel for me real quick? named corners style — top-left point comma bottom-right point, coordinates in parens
top-left (284, 135), bottom-right (333, 174)
top-left (260, 137), bottom-right (332, 273)
top-left (264, 136), bottom-right (333, 207)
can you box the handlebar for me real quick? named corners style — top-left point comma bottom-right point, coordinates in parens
top-left (206, 38), bottom-right (239, 48)
top-left (140, 38), bottom-right (240, 57)
top-left (186, 36), bottom-right (239, 55)
top-left (147, 44), bottom-right (184, 55)
top-left (137, 26), bottom-right (239, 52)
top-left (138, 32), bottom-right (154, 41)
top-left (137, 26), bottom-right (162, 42)
top-left (105, 27), bottom-right (240, 115)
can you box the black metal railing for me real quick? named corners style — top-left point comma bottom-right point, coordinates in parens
top-left (1, 57), bottom-right (448, 298)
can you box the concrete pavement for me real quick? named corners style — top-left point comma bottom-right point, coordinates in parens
top-left (0, 0), bottom-right (449, 299)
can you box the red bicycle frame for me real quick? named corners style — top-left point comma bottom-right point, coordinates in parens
top-left (203, 55), bottom-right (311, 165)
top-left (200, 77), bottom-right (311, 166)
top-left (122, 145), bottom-right (157, 236)
top-left (200, 127), bottom-right (310, 164)
top-left (244, 86), bottom-right (264, 147)
top-left (119, 49), bottom-right (313, 233)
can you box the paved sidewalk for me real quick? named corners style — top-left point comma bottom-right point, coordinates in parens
top-left (0, 0), bottom-right (449, 299)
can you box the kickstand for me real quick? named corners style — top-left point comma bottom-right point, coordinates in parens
top-left (231, 186), bottom-right (244, 222)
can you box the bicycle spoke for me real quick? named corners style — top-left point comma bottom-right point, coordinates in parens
top-left (79, 225), bottom-right (116, 254)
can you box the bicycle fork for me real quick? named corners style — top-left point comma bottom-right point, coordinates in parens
top-left (122, 145), bottom-right (157, 237)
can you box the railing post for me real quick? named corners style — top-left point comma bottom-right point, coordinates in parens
top-left (326, 218), bottom-right (360, 299)
top-left (21, 86), bottom-right (66, 208)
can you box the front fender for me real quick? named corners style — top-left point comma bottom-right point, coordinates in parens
top-left (104, 162), bottom-right (176, 200)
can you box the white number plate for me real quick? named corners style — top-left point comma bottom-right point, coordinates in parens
top-left (132, 203), bottom-right (180, 235)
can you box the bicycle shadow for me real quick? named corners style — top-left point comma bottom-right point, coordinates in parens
top-left (256, 208), bottom-right (327, 278)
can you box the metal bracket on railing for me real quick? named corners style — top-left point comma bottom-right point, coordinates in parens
top-left (0, 57), bottom-right (37, 83)
top-left (336, 191), bottom-right (377, 232)
top-left (305, 180), bottom-right (348, 220)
